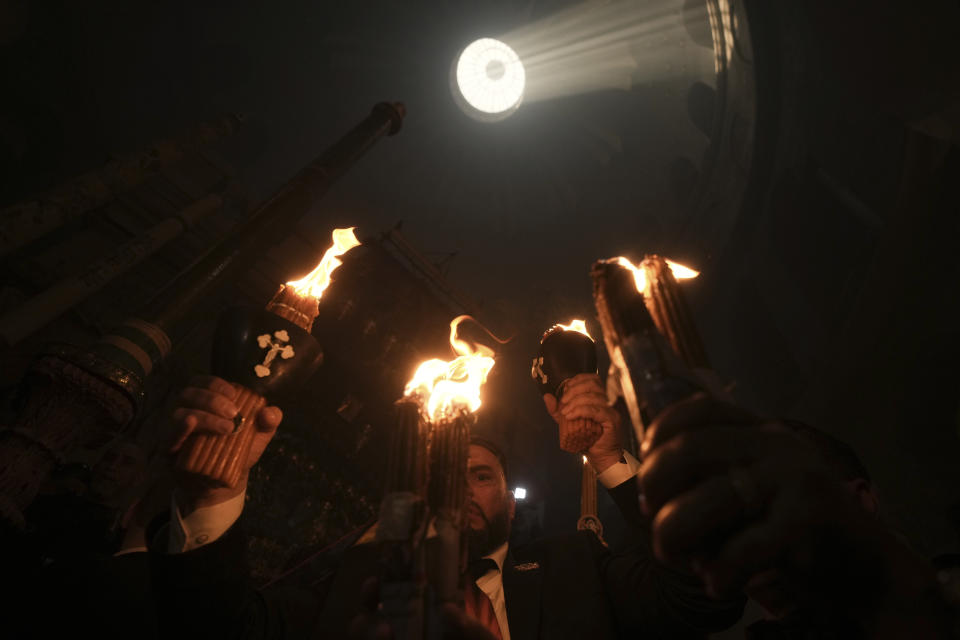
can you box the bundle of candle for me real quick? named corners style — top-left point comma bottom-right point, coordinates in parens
top-left (176, 227), bottom-right (361, 488)
top-left (377, 315), bottom-right (496, 633)
top-left (265, 227), bottom-right (361, 330)
top-left (592, 256), bottom-right (704, 440)
top-left (613, 255), bottom-right (705, 368)
top-left (531, 319), bottom-right (602, 453)
top-left (377, 399), bottom-right (430, 640)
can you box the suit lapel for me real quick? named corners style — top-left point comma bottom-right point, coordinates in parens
top-left (502, 549), bottom-right (542, 640)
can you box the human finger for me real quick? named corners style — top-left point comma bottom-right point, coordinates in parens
top-left (178, 386), bottom-right (239, 420)
top-left (187, 375), bottom-right (238, 400)
top-left (640, 426), bottom-right (768, 515)
top-left (560, 387), bottom-right (608, 413)
top-left (641, 393), bottom-right (759, 458)
top-left (698, 516), bottom-right (792, 598)
top-left (542, 394), bottom-right (560, 422)
top-left (562, 403), bottom-right (618, 428)
top-left (256, 406), bottom-right (283, 433)
top-left (651, 465), bottom-right (777, 564)
top-left (247, 408), bottom-right (283, 468)
top-left (168, 412), bottom-right (197, 453)
top-left (169, 409), bottom-right (233, 452)
top-left (559, 373), bottom-right (605, 403)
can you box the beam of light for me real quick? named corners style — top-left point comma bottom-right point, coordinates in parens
top-left (455, 38), bottom-right (526, 120)
top-left (494, 0), bottom-right (714, 105)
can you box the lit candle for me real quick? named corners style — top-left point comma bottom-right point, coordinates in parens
top-left (578, 454), bottom-right (604, 540)
top-left (615, 255), bottom-right (706, 369)
top-left (592, 258), bottom-right (703, 440)
top-left (399, 316), bottom-right (495, 605)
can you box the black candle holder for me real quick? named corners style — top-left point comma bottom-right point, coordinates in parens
top-left (533, 325), bottom-right (598, 397)
top-left (211, 306), bottom-right (324, 397)
top-left (532, 324), bottom-right (601, 453)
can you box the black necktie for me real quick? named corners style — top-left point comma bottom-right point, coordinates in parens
top-left (468, 557), bottom-right (498, 579)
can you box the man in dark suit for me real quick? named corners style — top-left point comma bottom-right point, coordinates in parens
top-left (152, 374), bottom-right (745, 639)
top-left (319, 438), bottom-right (743, 639)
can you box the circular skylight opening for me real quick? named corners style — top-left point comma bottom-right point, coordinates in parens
top-left (454, 38), bottom-right (525, 121)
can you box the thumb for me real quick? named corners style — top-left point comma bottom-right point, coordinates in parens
top-left (542, 394), bottom-right (560, 421)
top-left (256, 406), bottom-right (283, 433)
top-left (247, 406), bottom-right (282, 468)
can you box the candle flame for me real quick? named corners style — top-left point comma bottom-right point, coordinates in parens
top-left (404, 315), bottom-right (496, 423)
top-left (613, 256), bottom-right (699, 294)
top-left (286, 227), bottom-right (361, 299)
top-left (556, 319), bottom-right (592, 340)
top-left (582, 455), bottom-right (588, 464)
top-left (664, 260), bottom-right (699, 280)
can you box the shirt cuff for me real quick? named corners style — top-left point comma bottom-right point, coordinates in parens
top-left (596, 451), bottom-right (641, 489)
top-left (168, 491), bottom-right (245, 553)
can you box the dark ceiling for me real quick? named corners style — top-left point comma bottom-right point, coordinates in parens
top-left (1, 0), bottom-right (721, 326)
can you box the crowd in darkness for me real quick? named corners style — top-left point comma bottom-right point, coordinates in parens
top-left (4, 367), bottom-right (960, 639)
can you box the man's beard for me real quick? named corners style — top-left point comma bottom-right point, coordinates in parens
top-left (466, 502), bottom-right (511, 560)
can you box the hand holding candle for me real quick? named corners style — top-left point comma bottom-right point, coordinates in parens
top-left (168, 375), bottom-right (283, 508)
top-left (545, 373), bottom-right (623, 474)
top-left (175, 227), bottom-right (358, 489)
top-left (533, 320), bottom-right (619, 467)
top-left (399, 316), bottom-right (496, 608)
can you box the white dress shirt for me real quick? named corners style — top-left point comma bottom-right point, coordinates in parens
top-left (596, 451), bottom-right (642, 488)
top-left (469, 452), bottom-right (640, 640)
top-left (168, 491), bottom-right (245, 552)
top-left (475, 541), bottom-right (510, 639)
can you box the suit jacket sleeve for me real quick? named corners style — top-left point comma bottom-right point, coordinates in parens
top-left (598, 478), bottom-right (746, 637)
top-left (150, 517), bottom-right (312, 640)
